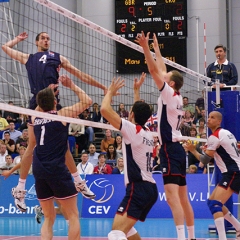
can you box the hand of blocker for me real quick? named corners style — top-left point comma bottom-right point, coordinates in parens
top-left (182, 140), bottom-right (196, 152)
top-left (59, 74), bottom-right (74, 89)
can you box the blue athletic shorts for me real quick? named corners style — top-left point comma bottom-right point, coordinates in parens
top-left (34, 174), bottom-right (77, 200)
top-left (116, 181), bottom-right (158, 221)
top-left (160, 142), bottom-right (186, 177)
top-left (218, 171), bottom-right (240, 193)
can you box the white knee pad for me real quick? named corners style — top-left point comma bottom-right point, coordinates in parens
top-left (108, 230), bottom-right (127, 240)
top-left (126, 227), bottom-right (137, 238)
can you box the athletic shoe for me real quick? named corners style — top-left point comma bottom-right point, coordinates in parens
top-left (11, 187), bottom-right (27, 212)
top-left (34, 205), bottom-right (44, 224)
top-left (75, 180), bottom-right (96, 199)
top-left (236, 230), bottom-right (240, 240)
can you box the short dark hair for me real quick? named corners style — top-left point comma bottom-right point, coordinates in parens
top-left (98, 153), bottom-right (106, 159)
top-left (81, 152), bottom-right (88, 157)
top-left (35, 32), bottom-right (47, 41)
top-left (170, 70), bottom-right (184, 91)
top-left (214, 44), bottom-right (226, 52)
top-left (4, 131), bottom-right (10, 136)
top-left (36, 88), bottom-right (55, 112)
top-left (132, 101), bottom-right (151, 126)
top-left (198, 117), bottom-right (205, 123)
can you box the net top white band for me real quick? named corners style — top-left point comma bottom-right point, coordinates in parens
top-left (0, 102), bottom-right (207, 142)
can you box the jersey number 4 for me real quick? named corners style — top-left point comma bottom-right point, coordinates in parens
top-left (39, 55), bottom-right (47, 64)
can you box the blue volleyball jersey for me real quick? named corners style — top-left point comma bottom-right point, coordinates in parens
top-left (25, 51), bottom-right (61, 109)
top-left (32, 111), bottom-right (69, 179)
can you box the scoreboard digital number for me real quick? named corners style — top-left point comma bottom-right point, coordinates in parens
top-left (115, 0), bottom-right (187, 73)
top-left (115, 0), bottom-right (187, 38)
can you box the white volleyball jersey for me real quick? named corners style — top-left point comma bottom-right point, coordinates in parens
top-left (120, 119), bottom-right (156, 185)
top-left (207, 128), bottom-right (240, 173)
top-left (157, 82), bottom-right (184, 144)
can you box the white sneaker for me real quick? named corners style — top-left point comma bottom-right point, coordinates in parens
top-left (34, 205), bottom-right (44, 224)
top-left (11, 187), bottom-right (27, 212)
top-left (75, 180), bottom-right (96, 199)
top-left (236, 230), bottom-right (240, 240)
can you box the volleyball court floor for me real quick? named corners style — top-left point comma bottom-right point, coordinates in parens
top-left (0, 216), bottom-right (238, 239)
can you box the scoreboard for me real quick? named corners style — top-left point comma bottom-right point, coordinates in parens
top-left (115, 0), bottom-right (187, 73)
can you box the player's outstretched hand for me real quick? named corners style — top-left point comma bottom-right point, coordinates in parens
top-left (134, 72), bottom-right (146, 90)
top-left (108, 77), bottom-right (125, 96)
top-left (2, 170), bottom-right (11, 180)
top-left (59, 74), bottom-right (74, 88)
top-left (134, 31), bottom-right (150, 48)
top-left (152, 33), bottom-right (159, 51)
top-left (17, 32), bottom-right (28, 41)
top-left (182, 140), bottom-right (196, 152)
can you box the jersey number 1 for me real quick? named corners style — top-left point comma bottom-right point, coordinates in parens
top-left (40, 126), bottom-right (45, 145)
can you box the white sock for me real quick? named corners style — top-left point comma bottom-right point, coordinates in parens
top-left (17, 178), bottom-right (26, 190)
top-left (71, 172), bottom-right (82, 182)
top-left (187, 225), bottom-right (195, 240)
top-left (176, 225), bottom-right (185, 240)
top-left (108, 230), bottom-right (127, 240)
top-left (214, 217), bottom-right (227, 240)
top-left (224, 211), bottom-right (240, 231)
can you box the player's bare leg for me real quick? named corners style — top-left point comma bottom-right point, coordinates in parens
top-left (164, 184), bottom-right (186, 240)
top-left (179, 185), bottom-right (195, 240)
top-left (108, 212), bottom-right (138, 240)
top-left (58, 196), bottom-right (80, 240)
top-left (40, 198), bottom-right (56, 240)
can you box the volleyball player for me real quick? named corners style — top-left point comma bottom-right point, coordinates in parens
top-left (101, 75), bottom-right (158, 240)
top-left (135, 32), bottom-right (196, 240)
top-left (2, 32), bottom-right (97, 203)
top-left (22, 75), bottom-right (91, 239)
top-left (184, 111), bottom-right (240, 240)
top-left (2, 31), bottom-right (107, 109)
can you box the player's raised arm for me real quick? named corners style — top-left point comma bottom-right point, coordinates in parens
top-left (152, 33), bottom-right (167, 74)
top-left (60, 55), bottom-right (108, 94)
top-left (2, 32), bottom-right (29, 64)
top-left (134, 72), bottom-right (146, 102)
top-left (100, 77), bottom-right (125, 130)
top-left (58, 75), bottom-right (92, 118)
top-left (135, 31), bottom-right (165, 90)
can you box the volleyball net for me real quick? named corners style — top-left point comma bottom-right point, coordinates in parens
top-left (0, 0), bottom-right (209, 142)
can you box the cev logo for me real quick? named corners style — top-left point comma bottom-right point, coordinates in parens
top-left (88, 178), bottom-right (114, 203)
top-left (25, 184), bottom-right (38, 201)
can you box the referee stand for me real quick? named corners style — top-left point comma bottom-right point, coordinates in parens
top-left (207, 81), bottom-right (240, 234)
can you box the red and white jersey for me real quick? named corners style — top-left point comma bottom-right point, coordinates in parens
top-left (157, 82), bottom-right (184, 144)
top-left (120, 119), bottom-right (156, 185)
top-left (207, 128), bottom-right (240, 173)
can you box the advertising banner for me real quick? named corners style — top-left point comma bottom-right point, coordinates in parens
top-left (81, 174), bottom-right (238, 219)
top-left (0, 174), bottom-right (237, 218)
